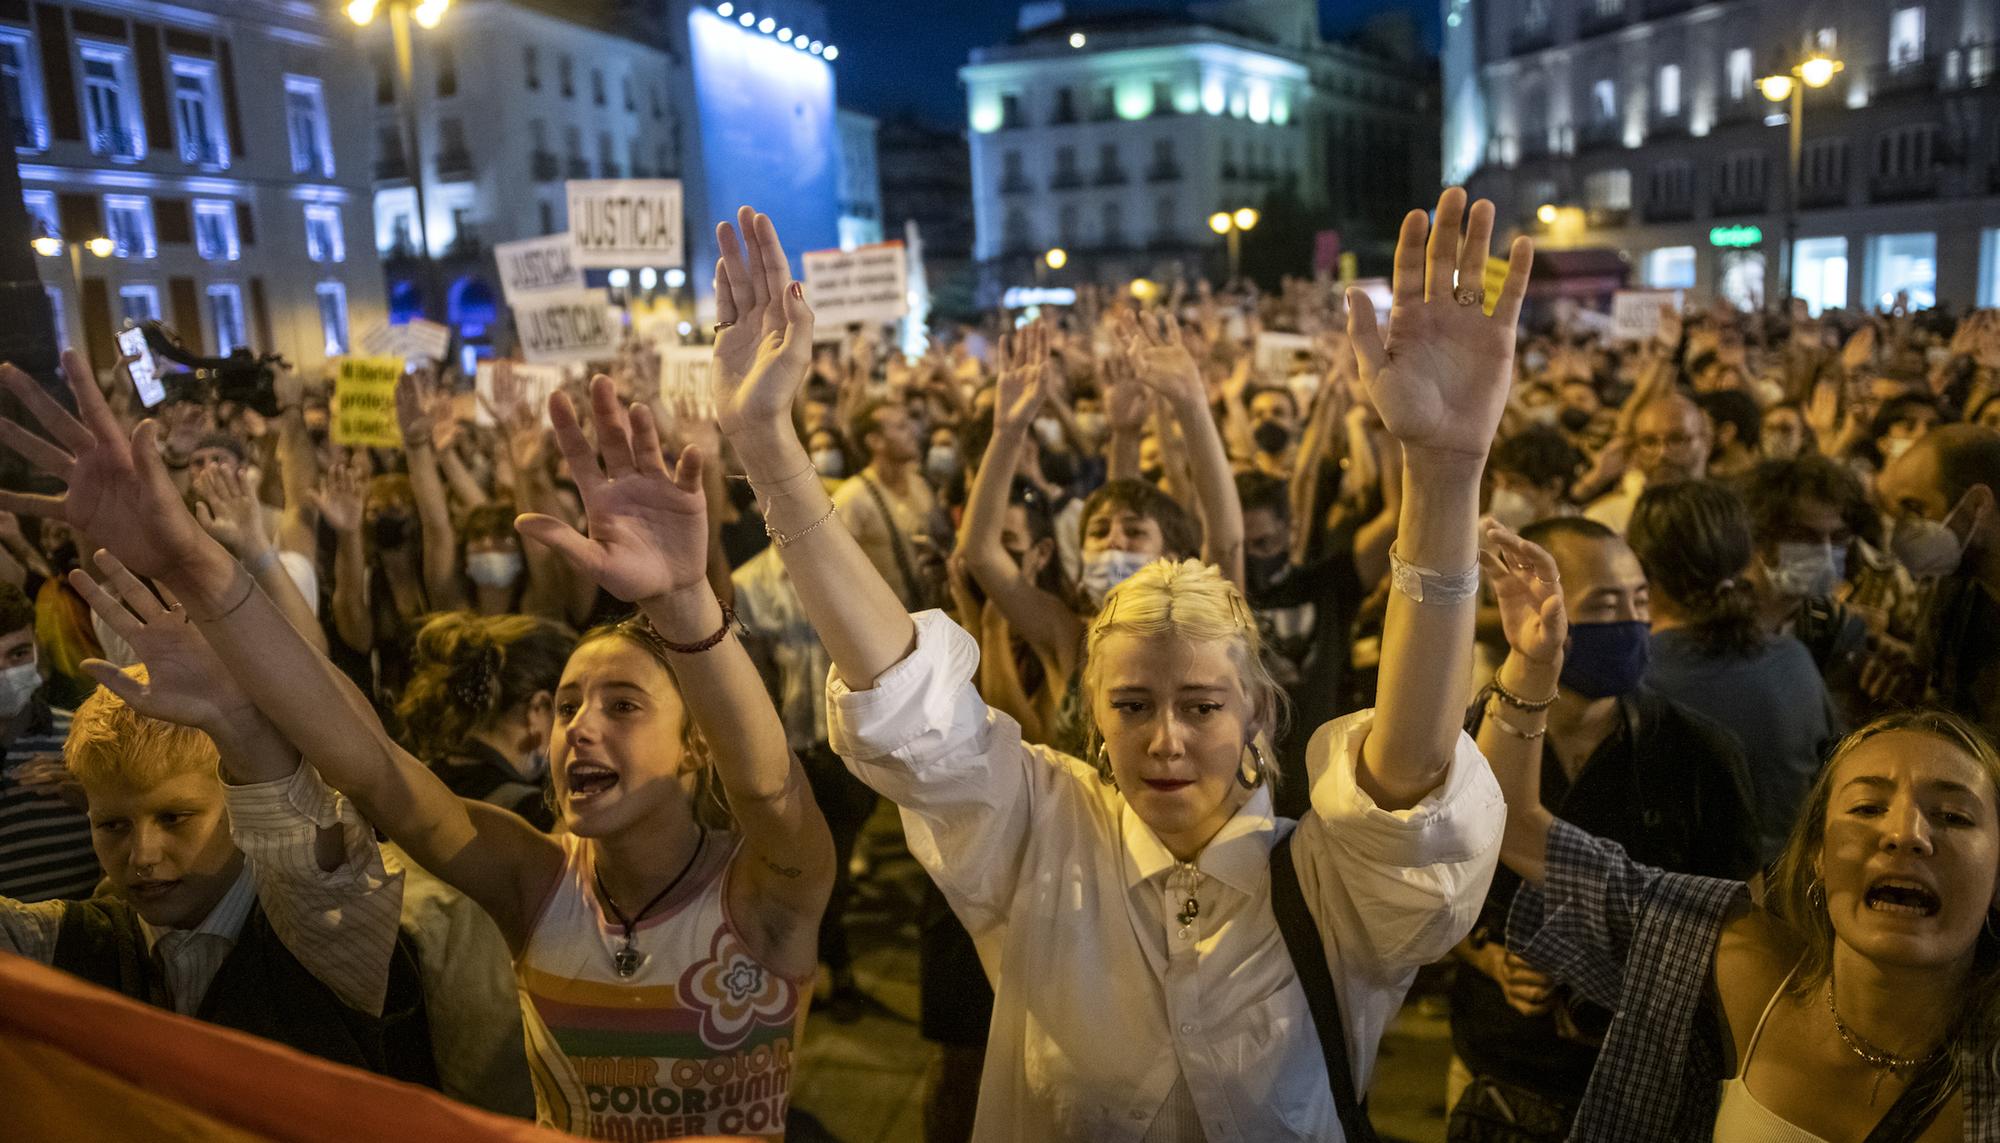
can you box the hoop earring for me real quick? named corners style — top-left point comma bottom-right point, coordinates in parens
top-left (1238, 743), bottom-right (1268, 790)
top-left (1808, 877), bottom-right (1826, 910)
top-left (1095, 744), bottom-right (1117, 787)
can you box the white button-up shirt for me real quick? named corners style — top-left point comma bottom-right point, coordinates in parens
top-left (830, 612), bottom-right (1505, 1143)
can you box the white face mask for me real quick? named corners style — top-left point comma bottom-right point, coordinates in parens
top-left (1763, 541), bottom-right (1846, 599)
top-left (1487, 487), bottom-right (1539, 532)
top-left (0, 659), bottom-right (39, 719)
top-left (925, 444), bottom-right (961, 486)
top-left (1891, 514), bottom-right (1967, 579)
top-left (1034, 419), bottom-right (1065, 450)
top-left (466, 551), bottom-right (524, 589)
top-left (1080, 549), bottom-right (1152, 606)
top-left (811, 448), bottom-right (846, 479)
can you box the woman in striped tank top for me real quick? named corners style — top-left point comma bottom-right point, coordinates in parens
top-left (20, 343), bottom-right (837, 1140)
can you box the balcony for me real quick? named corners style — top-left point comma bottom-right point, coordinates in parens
top-left (1050, 169), bottom-right (1083, 190)
top-left (1577, 3), bottom-right (1626, 39)
top-left (90, 126), bottom-right (142, 161)
top-left (374, 150), bottom-right (409, 181)
top-left (437, 148), bottom-right (474, 181)
top-left (11, 114), bottom-right (45, 152)
top-left (1641, 197), bottom-right (1695, 223)
top-left (1869, 168), bottom-right (1939, 203)
top-left (1000, 172), bottom-right (1032, 194)
top-left (181, 136), bottom-right (226, 168)
top-left (566, 156), bottom-right (591, 178)
top-left (1146, 161), bottom-right (1182, 183)
top-left (1579, 120), bottom-right (1622, 152)
top-left (1094, 166), bottom-right (1129, 187)
top-left (1873, 57), bottom-right (1940, 99)
top-left (1509, 25), bottom-right (1556, 56)
top-left (531, 149), bottom-right (560, 181)
top-left (1798, 182), bottom-right (1848, 209)
top-left (1711, 189), bottom-right (1768, 216)
top-left (1650, 114), bottom-right (1687, 140)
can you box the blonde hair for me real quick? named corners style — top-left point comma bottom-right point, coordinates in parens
top-left (1079, 558), bottom-right (1286, 778)
top-left (63, 667), bottom-right (220, 791)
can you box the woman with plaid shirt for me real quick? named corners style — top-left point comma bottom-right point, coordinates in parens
top-left (1471, 519), bottom-right (2000, 1142)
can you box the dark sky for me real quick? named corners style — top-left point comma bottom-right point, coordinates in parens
top-left (831, 0), bottom-right (1441, 126)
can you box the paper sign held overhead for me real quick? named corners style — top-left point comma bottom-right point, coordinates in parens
top-left (1253, 332), bottom-right (1314, 378)
top-left (513, 290), bottom-right (622, 366)
top-left (473, 361), bottom-right (566, 427)
top-left (566, 179), bottom-right (684, 269)
top-left (331, 356), bottom-right (405, 449)
top-left (803, 242), bottom-right (910, 337)
top-left (660, 346), bottom-right (715, 422)
top-left (1610, 290), bottom-right (1683, 342)
top-left (402, 318), bottom-right (453, 362)
top-left (494, 233), bottom-right (586, 301)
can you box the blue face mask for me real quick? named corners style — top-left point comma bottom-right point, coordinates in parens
top-left (1559, 621), bottom-right (1651, 699)
top-left (1080, 549), bottom-right (1151, 606)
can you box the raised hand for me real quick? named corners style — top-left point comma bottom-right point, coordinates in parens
top-left (515, 374), bottom-right (708, 604)
top-left (1840, 323), bottom-right (1877, 372)
top-left (1346, 187), bottom-right (1532, 472)
top-left (1104, 355), bottom-right (1151, 434)
top-left (995, 323), bottom-right (1051, 432)
top-left (0, 350), bottom-right (215, 581)
top-left (194, 464), bottom-right (273, 560)
top-left (1116, 309), bottom-right (1204, 409)
top-left (1479, 520), bottom-right (1566, 665)
top-left (711, 207), bottom-right (815, 438)
top-left (312, 460), bottom-right (366, 535)
top-left (395, 366), bottom-right (439, 450)
top-left (70, 552), bottom-right (257, 734)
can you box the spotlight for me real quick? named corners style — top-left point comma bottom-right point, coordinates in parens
top-left (1069, 32), bottom-right (1086, 48)
top-left (608, 268), bottom-right (631, 288)
top-left (823, 45), bottom-right (837, 60)
top-left (809, 40), bottom-right (822, 54)
top-left (759, 17), bottom-right (774, 32)
top-left (739, 11), bottom-right (755, 27)
top-left (717, 2), bottom-right (733, 14)
top-left (778, 27), bottom-right (792, 41)
top-left (638, 267), bottom-right (658, 290)
top-left (665, 268), bottom-right (688, 288)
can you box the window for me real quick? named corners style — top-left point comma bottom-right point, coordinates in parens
top-left (103, 195), bottom-right (155, 258)
top-left (317, 282), bottom-right (349, 356)
top-left (193, 199), bottom-right (239, 261)
top-left (559, 55), bottom-right (574, 98)
top-left (1584, 168), bottom-right (1632, 210)
top-left (1874, 124), bottom-right (1936, 179)
top-left (1592, 78), bottom-right (1616, 122)
top-left (117, 283), bottom-right (160, 324)
top-left (171, 58), bottom-right (228, 168)
top-left (1154, 195), bottom-right (1176, 237)
top-left (591, 68), bottom-right (605, 106)
top-left (437, 44), bottom-right (457, 97)
top-left (539, 200), bottom-right (555, 235)
top-left (1053, 87), bottom-right (1076, 123)
top-left (1815, 27), bottom-right (1837, 52)
top-left (305, 204), bottom-right (344, 262)
top-left (1726, 48), bottom-right (1753, 102)
top-left (1521, 0), bottom-right (1551, 33)
top-left (1649, 160), bottom-right (1693, 202)
top-left (1718, 150), bottom-right (1767, 200)
top-left (1981, 229), bottom-right (2000, 308)
top-left (80, 42), bottom-right (143, 159)
top-left (1000, 93), bottom-right (1021, 128)
top-left (284, 76), bottom-right (334, 177)
top-left (208, 284), bottom-right (247, 353)
top-left (1643, 246), bottom-right (1696, 289)
top-left (1802, 138), bottom-right (1849, 190)
top-left (22, 189), bottom-right (56, 241)
top-left (1057, 202), bottom-right (1078, 246)
top-left (1867, 232), bottom-right (1936, 310)
top-left (1889, 7), bottom-right (1925, 69)
top-left (598, 131), bottom-right (616, 176)
top-left (46, 286), bottom-right (67, 351)
top-left (2, 30), bottom-right (47, 151)
top-left (1100, 202), bottom-right (1123, 247)
top-left (524, 46), bottom-right (539, 91)
top-left (1657, 65), bottom-right (1680, 117)
top-left (1792, 236), bottom-right (1848, 315)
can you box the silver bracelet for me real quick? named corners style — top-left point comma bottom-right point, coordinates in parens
top-left (245, 548), bottom-right (283, 578)
top-left (1388, 547), bottom-right (1480, 605)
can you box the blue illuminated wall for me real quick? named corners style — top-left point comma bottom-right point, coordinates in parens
top-left (687, 9), bottom-right (841, 284)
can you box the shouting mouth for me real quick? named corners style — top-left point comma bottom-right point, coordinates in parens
top-left (567, 762), bottom-right (620, 802)
top-left (1864, 878), bottom-right (1942, 919)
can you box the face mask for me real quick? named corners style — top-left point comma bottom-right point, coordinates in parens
top-left (1074, 412), bottom-right (1107, 442)
top-left (1252, 420), bottom-right (1292, 455)
top-left (1559, 620), bottom-right (1651, 699)
top-left (1763, 541), bottom-right (1844, 599)
top-left (1760, 433), bottom-right (1800, 461)
top-left (1523, 404), bottom-right (1561, 428)
top-left (505, 747), bottom-right (549, 785)
top-left (1891, 514), bottom-right (1967, 579)
top-left (925, 444), bottom-right (961, 486)
top-left (1880, 436), bottom-right (1916, 463)
top-left (1246, 550), bottom-right (1291, 592)
top-left (372, 513), bottom-right (411, 550)
top-left (1559, 407), bottom-right (1593, 433)
top-left (811, 448), bottom-right (846, 479)
top-left (466, 551), bottom-right (524, 589)
top-left (0, 660), bottom-right (38, 718)
top-left (1140, 466), bottom-right (1165, 484)
top-left (1035, 419), bottom-right (1065, 450)
top-left (1487, 487), bottom-right (1539, 532)
top-left (1080, 548), bottom-right (1151, 606)
top-left (1523, 350), bottom-right (1549, 373)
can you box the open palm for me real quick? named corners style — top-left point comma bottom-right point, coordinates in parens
top-left (995, 323), bottom-right (1051, 431)
top-left (1117, 310), bottom-right (1204, 407)
top-left (712, 208), bottom-right (815, 437)
top-left (516, 375), bottom-right (709, 604)
top-left (1480, 520), bottom-right (1567, 665)
top-left (1348, 189), bottom-right (1532, 467)
top-left (70, 553), bottom-right (253, 733)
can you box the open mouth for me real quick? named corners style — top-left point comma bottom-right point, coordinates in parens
top-left (567, 762), bottom-right (620, 801)
top-left (1142, 779), bottom-right (1194, 793)
top-left (1864, 879), bottom-right (1941, 918)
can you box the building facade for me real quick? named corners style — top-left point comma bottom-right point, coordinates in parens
top-left (836, 106), bottom-right (882, 250)
top-left (1447, 0), bottom-right (2000, 311)
top-left (6, 0), bottom-right (383, 374)
top-left (877, 114), bottom-right (976, 319)
top-left (960, 0), bottom-right (1434, 298)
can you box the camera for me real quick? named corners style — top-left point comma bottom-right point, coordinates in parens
top-left (136, 320), bottom-right (288, 416)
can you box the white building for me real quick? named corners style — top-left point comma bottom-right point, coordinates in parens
top-left (836, 106), bottom-right (883, 250)
top-left (7, 0), bottom-right (382, 373)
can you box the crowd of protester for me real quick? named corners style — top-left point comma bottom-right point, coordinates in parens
top-left (0, 188), bottom-right (1998, 1143)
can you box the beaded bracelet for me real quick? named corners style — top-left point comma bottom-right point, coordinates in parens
top-left (1490, 675), bottom-right (1559, 713)
top-left (629, 605), bottom-right (738, 656)
top-left (1487, 703), bottom-right (1548, 741)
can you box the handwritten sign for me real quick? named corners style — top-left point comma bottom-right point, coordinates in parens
top-left (803, 242), bottom-right (909, 335)
top-left (1253, 332), bottom-right (1314, 378)
top-left (356, 319), bottom-right (451, 362)
top-left (513, 290), bottom-right (621, 366)
top-left (566, 179), bottom-right (683, 269)
top-left (495, 233), bottom-right (586, 301)
top-left (661, 346), bottom-right (714, 421)
top-left (1611, 290), bottom-right (1683, 343)
top-left (331, 356), bottom-right (405, 448)
top-left (474, 360), bottom-right (566, 427)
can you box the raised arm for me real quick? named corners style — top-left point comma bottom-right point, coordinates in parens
top-left (711, 208), bottom-right (916, 689)
top-left (1119, 309), bottom-right (1245, 584)
top-left (394, 369), bottom-right (466, 611)
top-left (269, 367), bottom-right (320, 557)
top-left (312, 460), bottom-right (374, 654)
top-left (194, 465), bottom-right (328, 654)
top-left (515, 377), bottom-right (833, 969)
top-left (1102, 356), bottom-right (1146, 482)
top-left (1472, 522), bottom-right (1565, 883)
top-left (1346, 187), bottom-right (1532, 809)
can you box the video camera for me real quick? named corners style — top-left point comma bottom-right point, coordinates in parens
top-left (135, 320), bottom-right (288, 416)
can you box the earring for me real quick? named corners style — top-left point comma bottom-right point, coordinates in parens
top-left (1986, 911), bottom-right (2000, 942)
top-left (1808, 877), bottom-right (1825, 909)
top-left (1095, 743), bottom-right (1117, 787)
top-left (1238, 743), bottom-right (1268, 790)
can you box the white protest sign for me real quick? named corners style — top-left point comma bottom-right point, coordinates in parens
top-left (474, 360), bottom-right (566, 427)
top-left (661, 345), bottom-right (714, 422)
top-left (1610, 290), bottom-right (1683, 343)
top-left (566, 179), bottom-right (683, 269)
top-left (358, 322), bottom-right (397, 358)
top-left (513, 290), bottom-right (622, 366)
top-left (495, 233), bottom-right (585, 301)
top-left (803, 242), bottom-right (910, 337)
top-left (402, 318), bottom-right (452, 362)
top-left (1253, 332), bottom-right (1314, 378)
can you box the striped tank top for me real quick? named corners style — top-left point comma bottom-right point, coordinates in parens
top-left (516, 833), bottom-right (807, 1141)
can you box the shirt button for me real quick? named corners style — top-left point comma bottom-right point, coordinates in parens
top-left (1179, 1021), bottom-right (1196, 1034)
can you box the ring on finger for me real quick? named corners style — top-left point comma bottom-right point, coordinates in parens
top-left (1453, 286), bottom-right (1485, 308)
top-left (713, 320), bottom-right (737, 332)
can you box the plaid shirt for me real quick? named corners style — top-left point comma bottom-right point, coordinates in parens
top-left (1509, 819), bottom-right (2000, 1142)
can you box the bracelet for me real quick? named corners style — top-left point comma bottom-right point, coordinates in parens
top-left (629, 604), bottom-right (737, 656)
top-left (1490, 675), bottom-right (1559, 713)
top-left (1388, 547), bottom-right (1481, 606)
top-left (766, 502), bottom-right (838, 549)
top-left (1487, 703), bottom-right (1547, 741)
top-left (745, 456), bottom-right (819, 491)
top-left (245, 549), bottom-right (282, 578)
top-left (185, 569), bottom-right (257, 623)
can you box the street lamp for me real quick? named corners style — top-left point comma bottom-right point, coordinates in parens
top-left (1209, 207), bottom-right (1259, 282)
top-left (31, 233), bottom-right (114, 310)
top-left (1044, 247), bottom-right (1067, 271)
top-left (1536, 203), bottom-right (1559, 225)
top-left (1762, 51), bottom-right (1843, 304)
top-left (348, 0), bottom-right (450, 318)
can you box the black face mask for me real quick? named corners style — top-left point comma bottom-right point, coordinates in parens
top-left (1140, 466), bottom-right (1165, 484)
top-left (45, 541), bottom-right (78, 574)
top-left (1252, 420), bottom-right (1292, 455)
top-left (1560, 407), bottom-right (1593, 433)
top-left (1247, 550), bottom-right (1291, 592)
top-left (373, 513), bottom-right (412, 550)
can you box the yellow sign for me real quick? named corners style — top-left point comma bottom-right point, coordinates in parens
top-left (332, 356), bottom-right (405, 449)
top-left (1481, 257), bottom-right (1511, 316)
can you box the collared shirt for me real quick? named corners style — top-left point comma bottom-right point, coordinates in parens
top-left (829, 611), bottom-right (1504, 1143)
top-left (1509, 819), bottom-right (2000, 1141)
top-left (0, 761), bottom-right (404, 1017)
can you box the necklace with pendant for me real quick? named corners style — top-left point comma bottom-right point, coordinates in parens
top-left (1173, 861), bottom-right (1204, 937)
top-left (1826, 972), bottom-right (1948, 1104)
top-left (595, 824), bottom-right (707, 978)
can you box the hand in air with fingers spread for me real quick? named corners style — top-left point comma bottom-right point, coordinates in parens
top-left (514, 374), bottom-right (710, 606)
top-left (69, 552), bottom-right (257, 735)
top-left (711, 206), bottom-right (816, 437)
top-left (1345, 187), bottom-right (1533, 471)
top-left (994, 322), bottom-right (1052, 434)
top-left (1480, 519), bottom-right (1568, 667)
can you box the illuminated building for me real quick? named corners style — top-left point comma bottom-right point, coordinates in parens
top-left (1450, 0), bottom-right (2000, 311)
top-left (7, 0), bottom-right (383, 373)
top-left (837, 109), bottom-right (884, 251)
top-left (878, 115), bottom-right (976, 318)
top-left (961, 0), bottom-right (1435, 297)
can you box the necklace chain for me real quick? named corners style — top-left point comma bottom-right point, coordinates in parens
top-left (1825, 974), bottom-right (1946, 1074)
top-left (595, 823), bottom-right (707, 978)
top-left (1174, 861), bottom-right (1203, 930)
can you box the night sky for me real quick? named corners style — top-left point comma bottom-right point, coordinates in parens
top-left (830, 0), bottom-right (1441, 126)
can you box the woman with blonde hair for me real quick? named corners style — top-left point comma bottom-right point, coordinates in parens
top-left (1477, 518), bottom-right (2000, 1140)
top-left (704, 191), bottom-right (1530, 1139)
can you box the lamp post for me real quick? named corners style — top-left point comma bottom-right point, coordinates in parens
top-left (1760, 52), bottom-right (1843, 307)
top-left (348, 0), bottom-right (449, 317)
top-left (1038, 246), bottom-right (1066, 285)
top-left (32, 233), bottom-right (112, 307)
top-left (1208, 207), bottom-right (1259, 284)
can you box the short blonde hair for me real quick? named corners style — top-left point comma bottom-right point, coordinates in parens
top-left (63, 667), bottom-right (220, 791)
top-left (1079, 558), bottom-right (1286, 769)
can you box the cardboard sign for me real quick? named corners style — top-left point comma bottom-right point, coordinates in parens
top-left (566, 179), bottom-right (684, 269)
top-left (513, 290), bottom-right (622, 365)
top-left (802, 242), bottom-right (909, 335)
top-left (331, 356), bottom-right (405, 448)
top-left (660, 345), bottom-right (714, 421)
top-left (473, 360), bottom-right (566, 427)
top-left (495, 233), bottom-right (586, 301)
top-left (1611, 290), bottom-right (1683, 342)
top-left (1253, 332), bottom-right (1314, 378)
top-left (356, 320), bottom-right (452, 362)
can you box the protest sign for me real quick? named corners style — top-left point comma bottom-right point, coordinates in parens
top-left (402, 318), bottom-right (452, 362)
top-left (495, 233), bottom-right (586, 301)
top-left (473, 361), bottom-right (566, 427)
top-left (1253, 332), bottom-right (1314, 378)
top-left (332, 357), bottom-right (405, 448)
top-left (661, 345), bottom-right (714, 421)
top-left (513, 290), bottom-right (621, 366)
top-left (803, 242), bottom-right (909, 336)
top-left (1611, 290), bottom-right (1683, 342)
top-left (566, 179), bottom-right (683, 269)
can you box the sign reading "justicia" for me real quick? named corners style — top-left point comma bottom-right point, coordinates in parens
top-left (566, 179), bottom-right (685, 269)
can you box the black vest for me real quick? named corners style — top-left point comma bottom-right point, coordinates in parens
top-left (51, 894), bottom-right (440, 1088)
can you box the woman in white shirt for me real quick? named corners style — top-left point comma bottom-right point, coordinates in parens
top-left (707, 192), bottom-right (1531, 1141)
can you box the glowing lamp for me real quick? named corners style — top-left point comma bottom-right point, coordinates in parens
top-left (739, 12), bottom-right (755, 27)
top-left (1536, 203), bottom-right (1558, 225)
top-left (677, 321), bottom-right (694, 336)
top-left (809, 40), bottom-right (823, 54)
top-left (85, 237), bottom-right (115, 258)
top-left (758, 17), bottom-right (774, 32)
top-left (412, 0), bottom-right (448, 29)
top-left (1233, 207), bottom-right (1259, 231)
top-left (29, 236), bottom-right (61, 257)
top-left (607, 268), bottom-right (631, 288)
top-left (778, 27), bottom-right (791, 41)
top-left (665, 268), bottom-right (688, 288)
top-left (638, 267), bottom-right (658, 290)
top-left (717, 2), bottom-right (733, 15)
top-left (823, 45), bottom-right (837, 60)
top-left (1044, 248), bottom-right (1067, 270)
top-left (1759, 74), bottom-right (1795, 103)
top-left (1209, 212), bottom-right (1233, 235)
top-left (1069, 32), bottom-right (1086, 49)
top-left (345, 0), bottom-right (380, 26)
top-left (1129, 278), bottom-right (1159, 300)
top-left (1800, 54), bottom-right (1841, 88)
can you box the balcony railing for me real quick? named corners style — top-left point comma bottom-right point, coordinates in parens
top-left (181, 136), bottom-right (226, 167)
top-left (1798, 182), bottom-right (1848, 209)
top-left (437, 148), bottom-right (475, 181)
top-left (91, 126), bottom-right (142, 160)
top-left (1873, 57), bottom-right (1940, 99)
top-left (1641, 197), bottom-right (1695, 222)
top-left (1869, 168), bottom-right (1940, 203)
top-left (1711, 189), bottom-right (1768, 215)
top-left (12, 115), bottom-right (46, 151)
top-left (1146, 161), bottom-right (1182, 183)
top-left (1716, 98), bottom-right (1764, 127)
top-left (531, 150), bottom-right (560, 181)
top-left (1649, 114), bottom-right (1687, 140)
